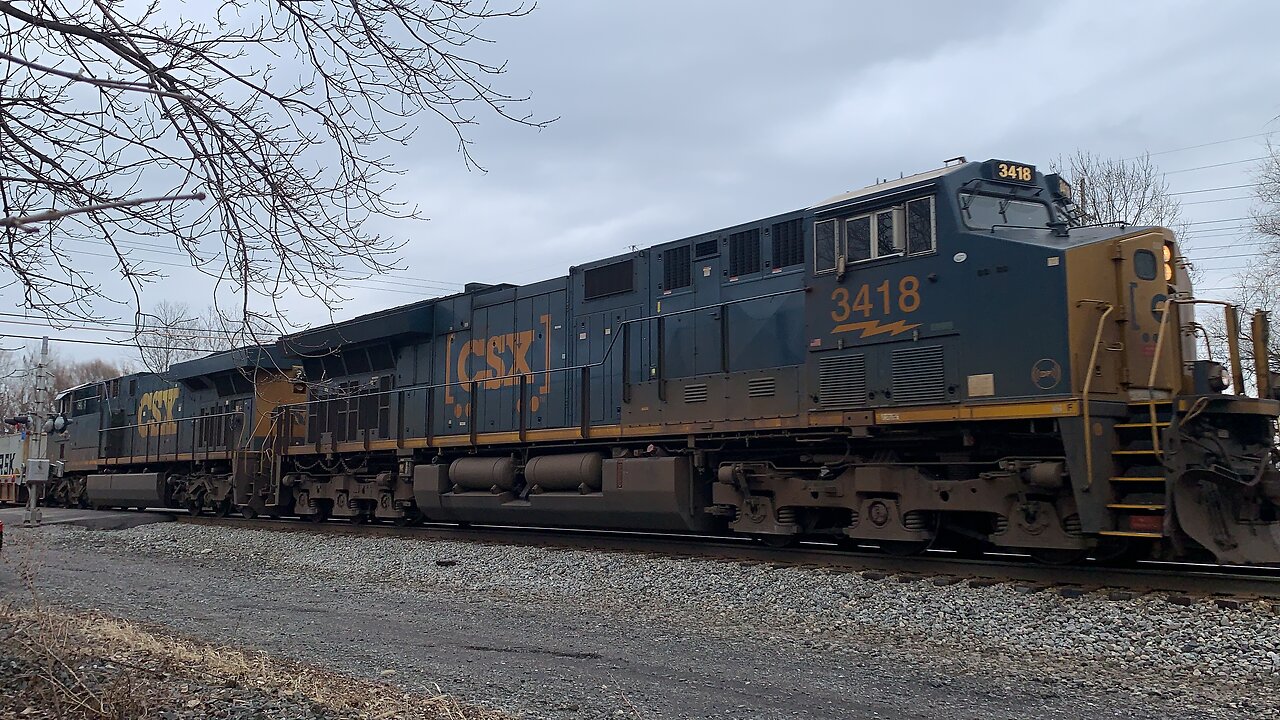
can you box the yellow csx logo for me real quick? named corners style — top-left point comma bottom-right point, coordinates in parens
top-left (456, 330), bottom-right (537, 390)
top-left (137, 387), bottom-right (180, 437)
top-left (445, 314), bottom-right (554, 420)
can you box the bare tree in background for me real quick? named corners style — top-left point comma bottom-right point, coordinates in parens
top-left (1053, 151), bottom-right (1185, 233)
top-left (0, 1), bottom-right (547, 329)
top-left (135, 300), bottom-right (277, 372)
top-left (0, 347), bottom-right (131, 423)
top-left (1213, 143), bottom-right (1280, 386)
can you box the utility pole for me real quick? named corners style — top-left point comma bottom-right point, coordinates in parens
top-left (22, 336), bottom-right (50, 526)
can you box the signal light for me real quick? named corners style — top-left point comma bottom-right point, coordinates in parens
top-left (1163, 243), bottom-right (1176, 282)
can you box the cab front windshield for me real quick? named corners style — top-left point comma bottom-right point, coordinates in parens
top-left (959, 192), bottom-right (1052, 230)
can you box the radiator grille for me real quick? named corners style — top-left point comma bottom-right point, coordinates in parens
top-left (662, 244), bottom-right (691, 291)
top-left (683, 383), bottom-right (708, 403)
top-left (771, 218), bottom-right (804, 269)
top-left (747, 376), bottom-right (776, 398)
top-left (818, 354), bottom-right (866, 408)
top-left (891, 345), bottom-right (946, 403)
top-left (728, 228), bottom-right (761, 277)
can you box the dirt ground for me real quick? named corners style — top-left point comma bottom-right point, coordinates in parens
top-left (0, 519), bottom-right (1269, 720)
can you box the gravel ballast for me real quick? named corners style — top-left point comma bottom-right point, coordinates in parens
top-left (4, 521), bottom-right (1278, 719)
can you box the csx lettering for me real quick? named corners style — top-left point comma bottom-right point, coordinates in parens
top-left (456, 330), bottom-right (536, 390)
top-left (137, 387), bottom-right (180, 437)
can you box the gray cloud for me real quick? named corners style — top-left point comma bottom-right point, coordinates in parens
top-left (6, 0), bottom-right (1278, 360)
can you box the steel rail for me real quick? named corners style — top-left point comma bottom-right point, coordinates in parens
top-left (174, 515), bottom-right (1280, 601)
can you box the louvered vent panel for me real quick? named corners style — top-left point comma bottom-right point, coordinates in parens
top-left (662, 245), bottom-right (692, 291)
top-left (728, 228), bottom-right (761, 277)
top-left (818, 354), bottom-right (866, 408)
top-left (891, 345), bottom-right (946, 403)
top-left (695, 240), bottom-right (718, 258)
top-left (771, 218), bottom-right (804, 269)
top-left (683, 383), bottom-right (708, 403)
top-left (747, 376), bottom-right (776, 398)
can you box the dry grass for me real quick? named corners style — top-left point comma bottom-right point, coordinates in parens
top-left (0, 603), bottom-right (515, 719)
top-left (0, 533), bottom-right (513, 720)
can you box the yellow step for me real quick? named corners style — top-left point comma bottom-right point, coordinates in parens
top-left (1107, 503), bottom-right (1167, 511)
top-left (1110, 476), bottom-right (1164, 483)
top-left (1115, 421), bottom-right (1171, 429)
top-left (1099, 530), bottom-right (1163, 538)
top-left (1112, 449), bottom-right (1159, 455)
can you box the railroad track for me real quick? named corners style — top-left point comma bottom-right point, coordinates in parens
top-left (173, 514), bottom-right (1280, 605)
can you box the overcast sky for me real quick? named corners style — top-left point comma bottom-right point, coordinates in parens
top-left (6, 0), bottom-right (1280, 365)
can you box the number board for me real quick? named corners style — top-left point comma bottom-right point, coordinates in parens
top-left (984, 160), bottom-right (1036, 184)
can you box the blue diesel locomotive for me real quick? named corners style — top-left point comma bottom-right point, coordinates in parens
top-left (48, 158), bottom-right (1280, 565)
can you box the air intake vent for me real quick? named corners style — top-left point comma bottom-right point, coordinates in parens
top-left (662, 245), bottom-right (692, 291)
top-left (818, 354), bottom-right (866, 408)
top-left (695, 240), bottom-right (718, 259)
top-left (891, 345), bottom-right (946, 403)
top-left (728, 228), bottom-right (761, 277)
top-left (683, 383), bottom-right (708, 403)
top-left (747, 376), bottom-right (776, 398)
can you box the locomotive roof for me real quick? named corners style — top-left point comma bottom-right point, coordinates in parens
top-left (278, 297), bottom-right (437, 356)
top-left (167, 343), bottom-right (293, 381)
top-left (811, 164), bottom-right (962, 212)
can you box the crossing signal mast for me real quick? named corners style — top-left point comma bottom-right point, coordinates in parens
top-left (22, 337), bottom-right (52, 526)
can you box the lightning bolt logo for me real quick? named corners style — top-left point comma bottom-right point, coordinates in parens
top-left (832, 319), bottom-right (921, 338)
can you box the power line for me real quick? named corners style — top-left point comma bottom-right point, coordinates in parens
top-left (1169, 183), bottom-right (1256, 196)
top-left (1164, 156), bottom-right (1268, 175)
top-left (1184, 216), bottom-right (1251, 226)
top-left (0, 331), bottom-right (213, 352)
top-left (1137, 132), bottom-right (1276, 160)
top-left (1182, 195), bottom-right (1253, 206)
top-left (67, 247), bottom-right (448, 298)
top-left (0, 318), bottom-right (235, 344)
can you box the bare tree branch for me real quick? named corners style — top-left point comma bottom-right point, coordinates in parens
top-left (0, 0), bottom-right (548, 329)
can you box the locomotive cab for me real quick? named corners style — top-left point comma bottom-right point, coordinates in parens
top-left (792, 158), bottom-right (1280, 564)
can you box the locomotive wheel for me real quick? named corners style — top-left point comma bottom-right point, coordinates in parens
top-left (240, 506), bottom-right (258, 520)
top-left (1093, 538), bottom-right (1142, 565)
top-left (214, 499), bottom-right (232, 517)
top-left (757, 534), bottom-right (798, 548)
top-left (186, 497), bottom-right (204, 517)
top-left (877, 540), bottom-right (931, 557)
top-left (307, 506), bottom-right (330, 524)
top-left (1028, 548), bottom-right (1088, 565)
top-left (394, 510), bottom-right (424, 527)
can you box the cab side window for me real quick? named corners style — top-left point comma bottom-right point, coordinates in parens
top-left (812, 195), bottom-right (935, 274)
top-left (845, 216), bottom-right (872, 262)
top-left (814, 219), bottom-right (837, 273)
top-left (907, 197), bottom-right (935, 255)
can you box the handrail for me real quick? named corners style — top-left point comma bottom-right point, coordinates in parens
top-left (1144, 297), bottom-right (1250, 460)
top-left (1078, 300), bottom-right (1114, 491)
top-left (97, 409), bottom-right (245, 434)
top-left (96, 409), bottom-right (251, 460)
top-left (276, 285), bottom-right (810, 411)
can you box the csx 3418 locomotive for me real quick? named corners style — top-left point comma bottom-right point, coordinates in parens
top-left (40, 158), bottom-right (1280, 565)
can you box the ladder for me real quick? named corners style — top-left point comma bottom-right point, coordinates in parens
top-left (1100, 399), bottom-right (1171, 539)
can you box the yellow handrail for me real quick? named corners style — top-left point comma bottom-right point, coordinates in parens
top-left (1080, 301), bottom-right (1114, 490)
